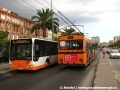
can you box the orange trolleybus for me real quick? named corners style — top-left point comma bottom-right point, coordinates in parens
top-left (58, 34), bottom-right (95, 66)
top-left (9, 38), bottom-right (58, 70)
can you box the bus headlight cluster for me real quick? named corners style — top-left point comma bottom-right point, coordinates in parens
top-left (9, 64), bottom-right (13, 66)
top-left (79, 59), bottom-right (83, 62)
top-left (28, 64), bottom-right (35, 67)
top-left (60, 59), bottom-right (63, 63)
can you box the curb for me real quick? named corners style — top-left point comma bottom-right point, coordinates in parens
top-left (0, 68), bottom-right (9, 71)
top-left (93, 52), bottom-right (101, 86)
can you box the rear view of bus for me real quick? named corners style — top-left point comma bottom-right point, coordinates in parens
top-left (9, 38), bottom-right (58, 70)
top-left (58, 35), bottom-right (95, 66)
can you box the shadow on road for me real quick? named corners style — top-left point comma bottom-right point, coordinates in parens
top-left (59, 65), bottom-right (88, 71)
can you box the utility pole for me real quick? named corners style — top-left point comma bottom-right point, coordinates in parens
top-left (51, 0), bottom-right (54, 41)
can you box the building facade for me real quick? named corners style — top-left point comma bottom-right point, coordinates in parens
top-left (0, 7), bottom-right (62, 40)
top-left (0, 7), bottom-right (35, 40)
top-left (109, 40), bottom-right (114, 45)
top-left (114, 36), bottom-right (120, 42)
top-left (91, 36), bottom-right (100, 46)
top-left (101, 42), bottom-right (109, 47)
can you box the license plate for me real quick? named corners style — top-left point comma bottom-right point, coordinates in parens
top-left (19, 68), bottom-right (22, 70)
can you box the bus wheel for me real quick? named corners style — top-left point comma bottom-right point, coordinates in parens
top-left (45, 59), bottom-right (50, 68)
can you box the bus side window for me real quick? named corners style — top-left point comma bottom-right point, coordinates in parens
top-left (51, 44), bottom-right (57, 55)
top-left (86, 42), bottom-right (88, 50)
top-left (39, 45), bottom-right (43, 57)
top-left (46, 45), bottom-right (50, 56)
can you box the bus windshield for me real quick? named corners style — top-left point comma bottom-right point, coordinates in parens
top-left (10, 44), bottom-right (32, 60)
top-left (59, 40), bottom-right (83, 50)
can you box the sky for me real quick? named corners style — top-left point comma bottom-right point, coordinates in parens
top-left (0, 0), bottom-right (120, 43)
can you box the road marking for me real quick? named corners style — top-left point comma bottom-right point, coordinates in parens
top-left (112, 69), bottom-right (114, 72)
top-left (115, 75), bottom-right (118, 80)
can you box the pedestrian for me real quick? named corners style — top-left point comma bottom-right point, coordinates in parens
top-left (101, 47), bottom-right (106, 58)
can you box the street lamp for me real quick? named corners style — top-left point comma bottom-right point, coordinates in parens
top-left (51, 0), bottom-right (54, 41)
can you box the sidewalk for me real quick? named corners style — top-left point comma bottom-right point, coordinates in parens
top-left (0, 62), bottom-right (9, 71)
top-left (93, 52), bottom-right (120, 90)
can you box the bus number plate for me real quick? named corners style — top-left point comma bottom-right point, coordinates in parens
top-left (19, 68), bottom-right (22, 70)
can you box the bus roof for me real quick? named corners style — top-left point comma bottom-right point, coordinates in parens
top-left (58, 35), bottom-right (94, 44)
top-left (12, 38), bottom-right (57, 43)
top-left (85, 36), bottom-right (94, 44)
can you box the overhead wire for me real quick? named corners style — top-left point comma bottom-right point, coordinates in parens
top-left (45, 0), bottom-right (59, 11)
top-left (14, 0), bottom-right (36, 13)
top-left (14, 0), bottom-right (73, 30)
top-left (5, 0), bottom-right (20, 8)
top-left (54, 13), bottom-right (73, 29)
top-left (54, 12), bottom-right (67, 29)
top-left (45, 0), bottom-right (82, 32)
top-left (4, 0), bottom-right (35, 17)
top-left (36, 0), bottom-right (48, 8)
top-left (58, 11), bottom-right (82, 33)
top-left (35, 0), bottom-right (72, 29)
top-left (22, 0), bottom-right (37, 10)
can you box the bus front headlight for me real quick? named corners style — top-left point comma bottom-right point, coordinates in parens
top-left (28, 64), bottom-right (35, 67)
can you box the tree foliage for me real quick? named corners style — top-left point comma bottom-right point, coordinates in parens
top-left (31, 8), bottom-right (59, 38)
top-left (0, 31), bottom-right (9, 61)
top-left (108, 40), bottom-right (120, 48)
top-left (95, 42), bottom-right (99, 49)
top-left (61, 27), bottom-right (75, 35)
top-left (61, 27), bottom-right (84, 36)
top-left (54, 37), bottom-right (58, 41)
top-left (0, 31), bottom-right (9, 45)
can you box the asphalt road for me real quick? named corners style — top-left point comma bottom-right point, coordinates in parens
top-left (107, 53), bottom-right (120, 86)
top-left (0, 50), bottom-right (100, 90)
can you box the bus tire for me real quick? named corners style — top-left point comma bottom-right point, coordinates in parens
top-left (45, 59), bottom-right (50, 68)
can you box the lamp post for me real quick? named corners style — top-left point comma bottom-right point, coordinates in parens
top-left (51, 0), bottom-right (54, 41)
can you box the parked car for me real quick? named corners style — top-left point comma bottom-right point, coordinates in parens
top-left (110, 49), bottom-right (120, 59)
top-left (106, 49), bottom-right (111, 54)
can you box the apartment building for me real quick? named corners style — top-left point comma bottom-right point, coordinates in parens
top-left (114, 36), bottom-right (120, 42)
top-left (0, 7), bottom-right (35, 40)
top-left (101, 42), bottom-right (109, 47)
top-left (0, 7), bottom-right (61, 40)
top-left (91, 36), bottom-right (100, 46)
top-left (109, 40), bottom-right (114, 44)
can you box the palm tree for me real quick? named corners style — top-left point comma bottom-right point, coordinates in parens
top-left (74, 32), bottom-right (84, 35)
top-left (31, 8), bottom-right (59, 38)
top-left (61, 27), bottom-right (75, 36)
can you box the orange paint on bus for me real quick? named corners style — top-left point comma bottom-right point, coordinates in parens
top-left (58, 34), bottom-right (95, 66)
top-left (9, 60), bottom-right (57, 70)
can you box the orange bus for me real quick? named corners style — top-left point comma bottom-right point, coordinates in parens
top-left (58, 34), bottom-right (95, 66)
top-left (9, 38), bottom-right (58, 70)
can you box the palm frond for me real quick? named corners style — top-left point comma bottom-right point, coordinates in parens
top-left (31, 23), bottom-right (41, 33)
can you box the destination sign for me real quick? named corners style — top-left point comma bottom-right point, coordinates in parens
top-left (12, 40), bottom-right (31, 44)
